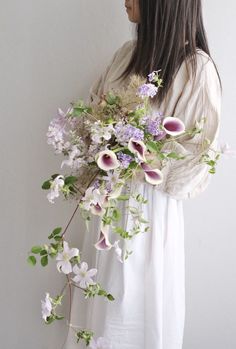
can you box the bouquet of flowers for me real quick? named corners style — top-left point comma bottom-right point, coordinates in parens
top-left (27, 70), bottom-right (222, 347)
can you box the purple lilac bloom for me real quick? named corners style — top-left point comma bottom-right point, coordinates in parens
top-left (147, 70), bottom-right (161, 83)
top-left (148, 71), bottom-right (157, 82)
top-left (146, 119), bottom-right (161, 136)
top-left (137, 83), bottom-right (158, 99)
top-left (140, 113), bottom-right (163, 137)
top-left (117, 152), bottom-right (133, 169)
top-left (114, 122), bottom-right (144, 146)
top-left (93, 179), bottom-right (100, 189)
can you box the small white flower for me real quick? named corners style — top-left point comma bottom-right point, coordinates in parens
top-left (82, 187), bottom-right (106, 215)
top-left (56, 241), bottom-right (79, 274)
top-left (41, 292), bottom-right (52, 321)
top-left (89, 337), bottom-right (112, 349)
top-left (72, 262), bottom-right (97, 288)
top-left (47, 175), bottom-right (65, 204)
top-left (113, 240), bottom-right (123, 263)
top-left (220, 142), bottom-right (236, 158)
top-left (103, 170), bottom-right (124, 192)
top-left (61, 144), bottom-right (87, 170)
top-left (91, 122), bottom-right (114, 144)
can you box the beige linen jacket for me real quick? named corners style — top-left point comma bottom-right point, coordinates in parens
top-left (86, 40), bottom-right (222, 200)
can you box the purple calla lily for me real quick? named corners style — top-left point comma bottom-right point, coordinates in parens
top-left (96, 149), bottom-right (120, 171)
top-left (128, 138), bottom-right (147, 161)
top-left (94, 224), bottom-right (113, 251)
top-left (162, 117), bottom-right (185, 136)
top-left (140, 162), bottom-right (164, 185)
top-left (90, 203), bottom-right (106, 216)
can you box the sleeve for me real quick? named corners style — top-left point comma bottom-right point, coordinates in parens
top-left (158, 56), bottom-right (222, 200)
top-left (85, 40), bottom-right (133, 105)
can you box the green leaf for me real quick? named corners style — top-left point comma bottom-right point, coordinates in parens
top-left (42, 180), bottom-right (51, 190)
top-left (48, 227), bottom-right (62, 239)
top-left (41, 255), bottom-right (48, 267)
top-left (107, 294), bottom-right (115, 301)
top-left (45, 315), bottom-right (55, 325)
top-left (117, 195), bottom-right (130, 201)
top-left (40, 249), bottom-right (48, 256)
top-left (64, 176), bottom-right (78, 185)
top-left (31, 246), bottom-right (42, 254)
top-left (105, 92), bottom-right (120, 105)
top-left (27, 255), bottom-right (37, 266)
top-left (167, 152), bottom-right (185, 160)
top-left (128, 161), bottom-right (138, 169)
top-left (54, 315), bottom-right (64, 320)
top-left (51, 174), bottom-right (60, 180)
top-left (112, 208), bottom-right (121, 221)
top-left (207, 160), bottom-right (216, 167)
top-left (54, 236), bottom-right (62, 242)
top-left (146, 140), bottom-right (160, 153)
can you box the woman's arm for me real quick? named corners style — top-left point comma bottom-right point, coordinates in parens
top-left (158, 55), bottom-right (222, 200)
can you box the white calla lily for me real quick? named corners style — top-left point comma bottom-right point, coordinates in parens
top-left (141, 162), bottom-right (164, 185)
top-left (94, 224), bottom-right (113, 251)
top-left (128, 138), bottom-right (147, 162)
top-left (96, 149), bottom-right (120, 171)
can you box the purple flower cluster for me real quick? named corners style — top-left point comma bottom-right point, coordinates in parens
top-left (137, 83), bottom-right (158, 99)
top-left (117, 152), bottom-right (133, 169)
top-left (146, 118), bottom-right (162, 136)
top-left (114, 122), bottom-right (144, 146)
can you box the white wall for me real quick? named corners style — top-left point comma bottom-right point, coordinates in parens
top-left (183, 2), bottom-right (236, 348)
top-left (0, 0), bottom-right (235, 348)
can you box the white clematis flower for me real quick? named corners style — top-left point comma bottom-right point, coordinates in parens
top-left (47, 175), bottom-right (65, 204)
top-left (220, 142), bottom-right (236, 158)
top-left (56, 241), bottom-right (79, 274)
top-left (41, 292), bottom-right (52, 321)
top-left (82, 187), bottom-right (106, 216)
top-left (113, 240), bottom-right (123, 263)
top-left (72, 262), bottom-right (97, 288)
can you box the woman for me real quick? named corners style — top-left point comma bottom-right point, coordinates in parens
top-left (64, 1), bottom-right (222, 348)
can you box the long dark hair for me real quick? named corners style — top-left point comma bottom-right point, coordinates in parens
top-left (116, 0), bottom-right (222, 106)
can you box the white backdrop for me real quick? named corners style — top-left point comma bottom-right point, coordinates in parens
top-left (0, 1), bottom-right (235, 348)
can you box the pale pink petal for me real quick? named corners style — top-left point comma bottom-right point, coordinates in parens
top-left (72, 264), bottom-right (80, 275)
top-left (68, 247), bottom-right (79, 259)
top-left (87, 268), bottom-right (97, 277)
top-left (61, 261), bottom-right (72, 274)
top-left (80, 262), bottom-right (88, 272)
top-left (79, 279), bottom-right (88, 289)
top-left (71, 274), bottom-right (81, 283)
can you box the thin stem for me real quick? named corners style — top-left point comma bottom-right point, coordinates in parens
top-left (61, 205), bottom-right (80, 238)
top-left (66, 276), bottom-right (72, 325)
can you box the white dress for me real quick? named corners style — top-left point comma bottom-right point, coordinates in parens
top-left (64, 40), bottom-right (221, 349)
